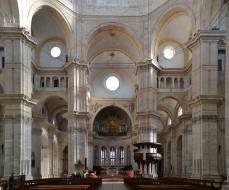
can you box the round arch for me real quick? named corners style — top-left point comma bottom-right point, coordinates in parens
top-left (91, 104), bottom-right (133, 130)
top-left (150, 4), bottom-right (195, 58)
top-left (159, 95), bottom-right (182, 107)
top-left (27, 2), bottom-right (72, 48)
top-left (91, 105), bottom-right (133, 136)
top-left (85, 23), bottom-right (143, 62)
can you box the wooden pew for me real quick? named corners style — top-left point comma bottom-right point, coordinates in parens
top-left (28, 184), bottom-right (90, 190)
top-left (25, 177), bottom-right (102, 190)
top-left (124, 177), bottom-right (220, 190)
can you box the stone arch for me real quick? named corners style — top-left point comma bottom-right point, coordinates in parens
top-left (92, 105), bottom-right (133, 136)
top-left (86, 23), bottom-right (143, 62)
top-left (91, 104), bottom-right (133, 131)
top-left (43, 96), bottom-right (68, 123)
top-left (27, 2), bottom-right (72, 49)
top-left (150, 4), bottom-right (195, 58)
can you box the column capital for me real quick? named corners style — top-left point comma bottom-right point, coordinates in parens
top-left (63, 111), bottom-right (90, 120)
top-left (0, 94), bottom-right (38, 107)
top-left (0, 27), bottom-right (37, 47)
top-left (64, 60), bottom-right (89, 73)
top-left (186, 30), bottom-right (226, 49)
top-left (136, 59), bottom-right (160, 73)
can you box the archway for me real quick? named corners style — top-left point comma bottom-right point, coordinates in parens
top-left (93, 106), bottom-right (131, 137)
top-left (92, 106), bottom-right (132, 171)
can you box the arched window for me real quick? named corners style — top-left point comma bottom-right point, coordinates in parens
top-left (46, 77), bottom-right (50, 87)
top-left (178, 106), bottom-right (183, 117)
top-left (180, 78), bottom-right (184, 89)
top-left (166, 77), bottom-right (172, 88)
top-left (110, 147), bottom-right (116, 166)
top-left (119, 147), bottom-right (125, 165)
top-left (53, 77), bottom-right (59, 88)
top-left (101, 146), bottom-right (107, 166)
top-left (160, 78), bottom-right (165, 88)
top-left (174, 78), bottom-right (178, 88)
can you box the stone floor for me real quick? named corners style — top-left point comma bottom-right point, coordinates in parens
top-left (98, 181), bottom-right (129, 190)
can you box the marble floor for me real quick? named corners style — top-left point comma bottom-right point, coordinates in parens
top-left (98, 181), bottom-right (129, 190)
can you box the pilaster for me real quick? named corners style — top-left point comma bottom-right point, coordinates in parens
top-left (187, 30), bottom-right (225, 180)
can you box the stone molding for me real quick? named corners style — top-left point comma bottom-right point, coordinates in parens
top-left (186, 30), bottom-right (226, 49)
top-left (0, 27), bottom-right (37, 47)
top-left (0, 94), bottom-right (38, 106)
top-left (189, 95), bottom-right (224, 106)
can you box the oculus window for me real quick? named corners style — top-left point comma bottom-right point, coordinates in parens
top-left (105, 76), bottom-right (119, 91)
top-left (50, 46), bottom-right (61, 58)
top-left (163, 46), bottom-right (175, 60)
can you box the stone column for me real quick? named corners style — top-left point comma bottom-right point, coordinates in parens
top-left (135, 60), bottom-right (161, 177)
top-left (64, 61), bottom-right (89, 174)
top-left (48, 131), bottom-right (54, 178)
top-left (2, 100), bottom-right (36, 179)
top-left (136, 61), bottom-right (160, 144)
top-left (187, 30), bottom-right (225, 180)
top-left (0, 27), bottom-right (37, 179)
top-left (183, 122), bottom-right (192, 177)
top-left (31, 117), bottom-right (42, 179)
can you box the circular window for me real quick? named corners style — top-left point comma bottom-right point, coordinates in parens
top-left (163, 46), bottom-right (175, 60)
top-left (105, 76), bottom-right (119, 91)
top-left (50, 46), bottom-right (61, 58)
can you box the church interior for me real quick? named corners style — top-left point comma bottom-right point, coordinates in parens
top-left (0, 0), bottom-right (229, 189)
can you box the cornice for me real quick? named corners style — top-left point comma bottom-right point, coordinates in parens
top-left (186, 30), bottom-right (226, 49)
top-left (189, 95), bottom-right (224, 106)
top-left (0, 94), bottom-right (38, 106)
top-left (135, 60), bottom-right (160, 74)
top-left (158, 63), bottom-right (192, 75)
top-left (0, 27), bottom-right (37, 47)
top-left (64, 60), bottom-right (89, 72)
top-left (136, 111), bottom-right (160, 119)
top-left (63, 111), bottom-right (90, 120)
top-left (32, 62), bottom-right (67, 74)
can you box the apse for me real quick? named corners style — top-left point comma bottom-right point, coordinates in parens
top-left (93, 106), bottom-right (131, 137)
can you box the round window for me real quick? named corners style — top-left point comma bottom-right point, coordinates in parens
top-left (50, 46), bottom-right (61, 58)
top-left (105, 76), bottom-right (119, 91)
top-left (163, 46), bottom-right (175, 60)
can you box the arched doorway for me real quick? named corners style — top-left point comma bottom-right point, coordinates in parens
top-left (93, 106), bottom-right (132, 172)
